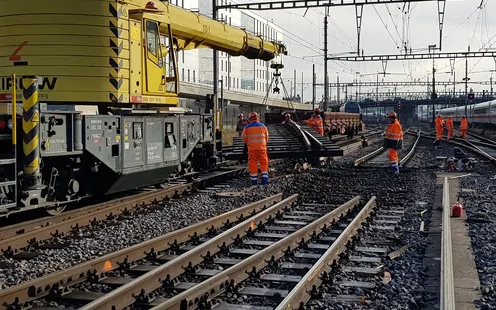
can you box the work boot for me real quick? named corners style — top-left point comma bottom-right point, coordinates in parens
top-left (391, 163), bottom-right (399, 174)
top-left (251, 179), bottom-right (258, 185)
top-left (261, 177), bottom-right (269, 185)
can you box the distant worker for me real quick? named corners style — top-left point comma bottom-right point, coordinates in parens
top-left (242, 112), bottom-right (269, 185)
top-left (384, 112), bottom-right (404, 175)
top-left (446, 116), bottom-right (454, 140)
top-left (282, 113), bottom-right (291, 124)
top-left (459, 116), bottom-right (469, 139)
top-left (361, 135), bottom-right (369, 148)
top-left (435, 115), bottom-right (444, 140)
top-left (236, 113), bottom-right (248, 137)
top-left (304, 108), bottom-right (324, 136)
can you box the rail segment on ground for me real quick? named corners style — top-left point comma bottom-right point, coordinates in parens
top-left (0, 194), bottom-right (287, 309)
top-left (1, 194), bottom-right (383, 310)
top-left (353, 127), bottom-right (421, 167)
top-left (441, 177), bottom-right (455, 310)
top-left (0, 160), bottom-right (285, 255)
top-left (408, 130), bottom-right (496, 162)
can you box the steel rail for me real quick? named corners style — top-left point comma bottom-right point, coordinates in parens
top-left (0, 166), bottom-right (251, 252)
top-left (467, 131), bottom-right (496, 146)
top-left (0, 194), bottom-right (284, 310)
top-left (0, 160), bottom-right (256, 240)
top-left (150, 196), bottom-right (362, 310)
top-left (463, 140), bottom-right (496, 162)
top-left (79, 194), bottom-right (299, 310)
top-left (334, 130), bottom-right (383, 147)
top-left (353, 127), bottom-right (411, 166)
top-left (409, 131), bottom-right (496, 162)
top-left (0, 185), bottom-right (186, 241)
top-left (275, 196), bottom-right (377, 310)
top-left (399, 128), bottom-right (421, 167)
top-left (440, 177), bottom-right (455, 310)
top-left (353, 146), bottom-right (385, 166)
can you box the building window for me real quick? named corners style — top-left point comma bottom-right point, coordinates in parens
top-left (187, 69), bottom-right (190, 82)
top-left (181, 68), bottom-right (184, 81)
top-left (193, 70), bottom-right (196, 83)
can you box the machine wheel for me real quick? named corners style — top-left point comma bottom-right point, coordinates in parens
top-left (45, 205), bottom-right (67, 216)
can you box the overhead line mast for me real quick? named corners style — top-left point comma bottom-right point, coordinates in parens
top-left (214, 0), bottom-right (441, 112)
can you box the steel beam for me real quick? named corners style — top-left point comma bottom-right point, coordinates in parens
top-left (215, 0), bottom-right (437, 10)
top-left (324, 81), bottom-right (493, 87)
top-left (328, 51), bottom-right (496, 61)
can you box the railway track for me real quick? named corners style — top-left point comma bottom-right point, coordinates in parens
top-left (0, 160), bottom-right (288, 255)
top-left (0, 194), bottom-right (286, 309)
top-left (353, 127), bottom-right (421, 167)
top-left (1, 194), bottom-right (379, 310)
top-left (408, 129), bottom-right (496, 163)
top-left (336, 129), bottom-right (384, 156)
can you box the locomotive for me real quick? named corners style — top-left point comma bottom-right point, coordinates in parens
top-left (0, 0), bottom-right (287, 216)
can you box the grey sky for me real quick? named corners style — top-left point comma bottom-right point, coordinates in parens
top-left (238, 0), bottom-right (496, 102)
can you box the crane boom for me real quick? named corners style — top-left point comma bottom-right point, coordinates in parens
top-left (0, 0), bottom-right (287, 106)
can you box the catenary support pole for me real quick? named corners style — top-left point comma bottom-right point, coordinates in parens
top-left (312, 64), bottom-right (316, 109)
top-left (323, 6), bottom-right (329, 111)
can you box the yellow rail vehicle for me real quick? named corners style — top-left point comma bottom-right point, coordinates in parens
top-left (0, 0), bottom-right (286, 105)
top-left (0, 0), bottom-right (287, 216)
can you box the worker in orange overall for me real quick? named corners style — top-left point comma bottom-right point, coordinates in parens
top-left (236, 113), bottom-right (248, 137)
top-left (459, 116), bottom-right (469, 139)
top-left (435, 115), bottom-right (444, 140)
top-left (383, 112), bottom-right (403, 174)
top-left (242, 112), bottom-right (269, 185)
top-left (282, 113), bottom-right (291, 124)
top-left (305, 108), bottom-right (324, 136)
top-left (445, 116), bottom-right (454, 140)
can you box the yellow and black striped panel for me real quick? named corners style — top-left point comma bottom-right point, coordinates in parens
top-left (21, 77), bottom-right (40, 176)
top-left (0, 0), bottom-right (130, 104)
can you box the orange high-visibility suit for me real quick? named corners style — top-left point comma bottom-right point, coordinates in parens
top-left (242, 121), bottom-right (269, 185)
top-left (460, 118), bottom-right (469, 139)
top-left (384, 119), bottom-right (403, 174)
top-left (305, 115), bottom-right (324, 136)
top-left (435, 116), bottom-right (444, 140)
top-left (445, 117), bottom-right (454, 140)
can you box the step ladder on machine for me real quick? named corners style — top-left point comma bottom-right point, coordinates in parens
top-left (0, 74), bottom-right (18, 212)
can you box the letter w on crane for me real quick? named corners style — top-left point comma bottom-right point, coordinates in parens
top-left (9, 41), bottom-right (28, 61)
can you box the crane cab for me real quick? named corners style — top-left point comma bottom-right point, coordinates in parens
top-left (127, 9), bottom-right (180, 106)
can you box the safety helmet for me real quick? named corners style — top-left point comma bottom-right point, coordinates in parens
top-left (238, 113), bottom-right (244, 118)
top-left (284, 113), bottom-right (291, 119)
top-left (387, 111), bottom-right (397, 118)
top-left (438, 115), bottom-right (443, 118)
top-left (248, 112), bottom-right (259, 122)
top-left (461, 115), bottom-right (466, 119)
top-left (314, 108), bottom-right (321, 114)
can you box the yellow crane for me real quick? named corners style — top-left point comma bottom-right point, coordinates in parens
top-left (0, 0), bottom-right (287, 107)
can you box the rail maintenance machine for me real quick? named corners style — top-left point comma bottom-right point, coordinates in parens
top-left (0, 0), bottom-right (288, 216)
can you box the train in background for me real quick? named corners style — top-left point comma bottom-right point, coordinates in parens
top-left (338, 102), bottom-right (362, 115)
top-left (438, 99), bottom-right (496, 127)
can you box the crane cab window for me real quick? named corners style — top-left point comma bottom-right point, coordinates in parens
top-left (146, 20), bottom-right (163, 68)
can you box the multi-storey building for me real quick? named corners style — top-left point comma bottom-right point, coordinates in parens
top-left (168, 0), bottom-right (285, 100)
